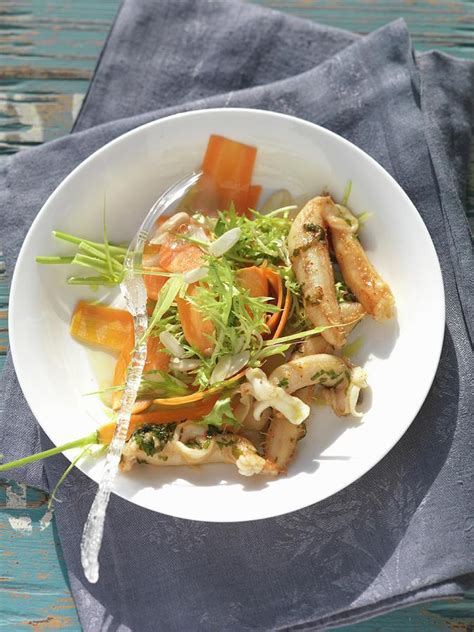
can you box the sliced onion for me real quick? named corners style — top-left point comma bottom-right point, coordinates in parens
top-left (210, 355), bottom-right (232, 385)
top-left (188, 226), bottom-right (210, 243)
top-left (209, 350), bottom-right (250, 385)
top-left (183, 266), bottom-right (208, 284)
top-left (159, 331), bottom-right (187, 358)
top-left (150, 213), bottom-right (190, 243)
top-left (208, 227), bottom-right (241, 257)
top-left (169, 357), bottom-right (201, 372)
top-left (157, 212), bottom-right (191, 234)
top-left (226, 350), bottom-right (250, 378)
top-left (234, 335), bottom-right (247, 353)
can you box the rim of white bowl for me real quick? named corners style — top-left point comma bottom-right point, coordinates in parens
top-left (9, 108), bottom-right (445, 521)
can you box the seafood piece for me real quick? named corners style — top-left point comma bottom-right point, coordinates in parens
top-left (340, 301), bottom-right (366, 335)
top-left (324, 202), bottom-right (395, 320)
top-left (245, 368), bottom-right (311, 426)
top-left (234, 341), bottom-right (333, 457)
top-left (232, 383), bottom-right (271, 455)
top-left (265, 383), bottom-right (314, 473)
top-left (288, 196), bottom-right (347, 347)
top-left (234, 384), bottom-right (271, 431)
top-left (322, 366), bottom-right (368, 417)
top-left (121, 421), bottom-right (278, 477)
top-left (264, 354), bottom-right (367, 473)
top-left (292, 335), bottom-right (334, 358)
top-left (265, 339), bottom-right (333, 472)
top-left (269, 354), bottom-right (366, 406)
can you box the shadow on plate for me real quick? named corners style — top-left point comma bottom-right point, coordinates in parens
top-left (349, 312), bottom-right (400, 363)
top-left (115, 403), bottom-right (359, 496)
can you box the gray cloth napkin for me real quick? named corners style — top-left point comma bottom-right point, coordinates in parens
top-left (1, 1), bottom-right (473, 630)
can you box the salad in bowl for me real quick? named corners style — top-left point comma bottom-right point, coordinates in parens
top-left (4, 108), bottom-right (443, 522)
top-left (2, 133), bottom-right (394, 483)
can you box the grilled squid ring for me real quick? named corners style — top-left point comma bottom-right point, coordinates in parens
top-left (288, 196), bottom-right (347, 348)
top-left (323, 201), bottom-right (395, 321)
top-left (263, 354), bottom-right (367, 473)
top-left (269, 354), bottom-right (367, 416)
top-left (120, 421), bottom-right (278, 477)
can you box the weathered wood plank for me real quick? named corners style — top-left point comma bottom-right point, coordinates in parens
top-left (1, 0), bottom-right (473, 154)
top-left (252, 0), bottom-right (474, 57)
top-left (0, 0), bottom-right (116, 154)
top-left (0, 92), bottom-right (83, 146)
top-left (0, 506), bottom-right (79, 631)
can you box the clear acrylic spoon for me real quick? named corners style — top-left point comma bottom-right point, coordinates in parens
top-left (80, 171), bottom-right (202, 583)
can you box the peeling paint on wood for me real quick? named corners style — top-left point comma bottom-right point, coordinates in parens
top-left (23, 616), bottom-right (75, 631)
top-left (5, 482), bottom-right (27, 508)
top-left (1, 67), bottom-right (92, 80)
top-left (7, 516), bottom-right (33, 534)
top-left (0, 480), bottom-right (49, 509)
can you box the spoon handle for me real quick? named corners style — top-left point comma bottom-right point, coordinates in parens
top-left (80, 311), bottom-right (147, 583)
top-left (80, 171), bottom-right (202, 583)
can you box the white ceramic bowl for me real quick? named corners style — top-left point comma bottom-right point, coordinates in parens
top-left (9, 108), bottom-right (444, 522)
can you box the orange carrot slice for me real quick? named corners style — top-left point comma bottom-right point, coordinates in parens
top-left (190, 173), bottom-right (221, 215)
top-left (146, 335), bottom-right (170, 371)
top-left (176, 284), bottom-right (215, 357)
top-left (97, 395), bottom-right (219, 444)
top-left (236, 266), bottom-right (269, 299)
top-left (147, 222), bottom-right (212, 355)
top-left (246, 185), bottom-right (262, 214)
top-left (202, 134), bottom-right (257, 215)
top-left (162, 245), bottom-right (204, 274)
top-left (274, 287), bottom-right (291, 339)
top-left (70, 301), bottom-right (132, 352)
top-left (143, 243), bottom-right (168, 301)
top-left (156, 221), bottom-right (205, 273)
top-left (112, 334), bottom-right (133, 409)
top-left (112, 333), bottom-right (170, 411)
top-left (132, 396), bottom-right (217, 424)
top-left (262, 268), bottom-right (284, 334)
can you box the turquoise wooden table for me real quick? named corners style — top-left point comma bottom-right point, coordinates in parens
top-left (1, 1), bottom-right (473, 629)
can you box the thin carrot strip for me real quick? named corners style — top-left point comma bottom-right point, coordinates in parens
top-left (143, 243), bottom-right (168, 300)
top-left (176, 288), bottom-right (215, 357)
top-left (246, 184), bottom-right (262, 213)
top-left (70, 301), bottom-right (132, 352)
top-left (202, 134), bottom-right (257, 215)
top-left (112, 333), bottom-right (170, 411)
top-left (97, 396), bottom-right (218, 444)
top-left (274, 288), bottom-right (291, 340)
top-left (112, 333), bottom-right (134, 409)
top-left (263, 268), bottom-right (284, 333)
